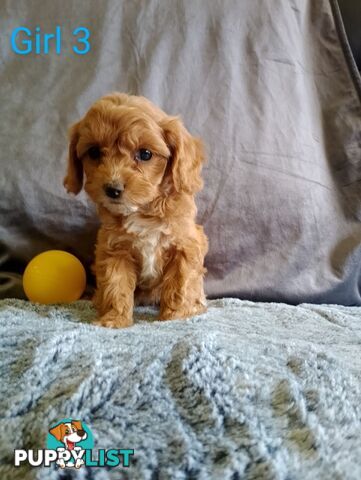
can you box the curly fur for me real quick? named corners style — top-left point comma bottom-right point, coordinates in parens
top-left (64, 93), bottom-right (208, 328)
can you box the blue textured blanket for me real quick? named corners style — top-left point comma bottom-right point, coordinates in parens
top-left (1, 298), bottom-right (361, 479)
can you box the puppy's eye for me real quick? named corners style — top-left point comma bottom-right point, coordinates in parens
top-left (87, 146), bottom-right (101, 160)
top-left (135, 149), bottom-right (153, 161)
top-left (65, 429), bottom-right (70, 434)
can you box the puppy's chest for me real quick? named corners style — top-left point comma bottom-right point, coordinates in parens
top-left (123, 217), bottom-right (170, 284)
top-left (135, 233), bottom-right (163, 283)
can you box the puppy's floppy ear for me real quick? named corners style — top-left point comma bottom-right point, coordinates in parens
top-left (71, 420), bottom-right (83, 431)
top-left (63, 121), bottom-right (83, 195)
top-left (49, 423), bottom-right (65, 442)
top-left (161, 116), bottom-right (205, 194)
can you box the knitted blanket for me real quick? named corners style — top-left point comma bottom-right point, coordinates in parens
top-left (0, 298), bottom-right (360, 479)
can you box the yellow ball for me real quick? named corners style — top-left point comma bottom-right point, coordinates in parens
top-left (23, 250), bottom-right (86, 304)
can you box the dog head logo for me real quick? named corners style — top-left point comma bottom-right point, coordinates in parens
top-left (49, 420), bottom-right (87, 451)
top-left (46, 419), bottom-right (94, 469)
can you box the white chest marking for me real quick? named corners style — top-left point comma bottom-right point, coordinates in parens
top-left (124, 216), bottom-right (167, 283)
top-left (136, 232), bottom-right (160, 282)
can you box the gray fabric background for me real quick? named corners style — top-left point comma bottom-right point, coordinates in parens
top-left (0, 0), bottom-right (360, 304)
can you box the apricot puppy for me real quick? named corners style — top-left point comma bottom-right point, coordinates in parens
top-left (64, 93), bottom-right (208, 328)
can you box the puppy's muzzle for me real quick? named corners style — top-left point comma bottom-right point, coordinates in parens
top-left (103, 183), bottom-right (123, 199)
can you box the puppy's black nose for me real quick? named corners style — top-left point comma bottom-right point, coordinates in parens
top-left (104, 184), bottom-right (123, 199)
top-left (77, 429), bottom-right (86, 438)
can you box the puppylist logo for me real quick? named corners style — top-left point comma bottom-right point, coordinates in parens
top-left (14, 419), bottom-right (134, 470)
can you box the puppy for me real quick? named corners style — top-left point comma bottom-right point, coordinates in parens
top-left (64, 93), bottom-right (208, 328)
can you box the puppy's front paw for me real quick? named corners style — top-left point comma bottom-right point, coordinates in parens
top-left (159, 303), bottom-right (206, 321)
top-left (95, 311), bottom-right (133, 329)
top-left (75, 458), bottom-right (84, 469)
top-left (57, 459), bottom-right (66, 469)
top-left (159, 310), bottom-right (177, 321)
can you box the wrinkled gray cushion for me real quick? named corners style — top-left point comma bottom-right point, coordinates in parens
top-left (0, 0), bottom-right (360, 304)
